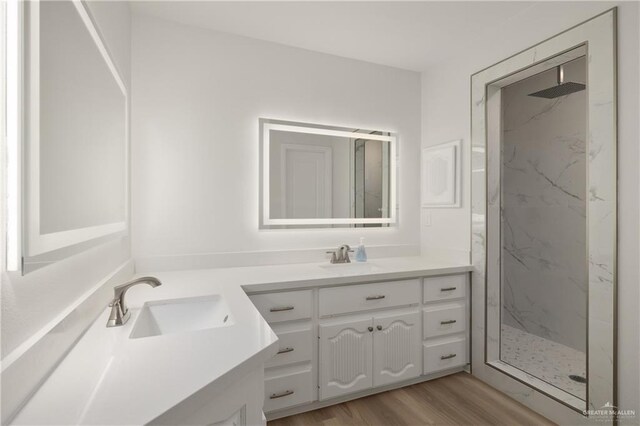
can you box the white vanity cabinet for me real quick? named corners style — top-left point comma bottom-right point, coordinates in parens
top-left (319, 309), bottom-right (421, 400)
top-left (246, 271), bottom-right (470, 420)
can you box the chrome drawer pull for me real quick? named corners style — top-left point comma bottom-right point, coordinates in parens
top-left (441, 353), bottom-right (457, 360)
top-left (270, 306), bottom-right (294, 312)
top-left (366, 295), bottom-right (386, 300)
top-left (440, 319), bottom-right (457, 325)
top-left (270, 390), bottom-right (294, 399)
top-left (277, 347), bottom-right (294, 354)
top-left (440, 287), bottom-right (457, 292)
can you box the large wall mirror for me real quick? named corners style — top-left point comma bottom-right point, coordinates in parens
top-left (19, 0), bottom-right (128, 273)
top-left (260, 119), bottom-right (396, 228)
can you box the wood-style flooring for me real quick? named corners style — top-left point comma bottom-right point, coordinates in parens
top-left (268, 372), bottom-right (555, 426)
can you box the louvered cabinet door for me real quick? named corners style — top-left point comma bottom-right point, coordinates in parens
top-left (372, 310), bottom-right (421, 387)
top-left (319, 318), bottom-right (373, 400)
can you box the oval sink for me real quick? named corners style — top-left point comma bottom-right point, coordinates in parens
top-left (130, 295), bottom-right (235, 339)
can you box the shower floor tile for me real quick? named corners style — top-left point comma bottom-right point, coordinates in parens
top-left (501, 324), bottom-right (586, 400)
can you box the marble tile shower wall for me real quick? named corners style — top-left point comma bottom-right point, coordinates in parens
top-left (501, 58), bottom-right (587, 353)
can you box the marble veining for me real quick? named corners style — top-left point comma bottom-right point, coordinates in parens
top-left (500, 57), bottom-right (588, 356)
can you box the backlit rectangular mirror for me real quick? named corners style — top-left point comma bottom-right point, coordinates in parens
top-left (260, 119), bottom-right (396, 228)
top-left (19, 0), bottom-right (128, 273)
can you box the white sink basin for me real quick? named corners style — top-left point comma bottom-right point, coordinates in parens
top-left (319, 262), bottom-right (383, 276)
top-left (130, 295), bottom-right (235, 339)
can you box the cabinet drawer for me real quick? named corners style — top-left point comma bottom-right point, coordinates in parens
top-left (319, 279), bottom-right (420, 317)
top-left (249, 290), bottom-right (312, 323)
top-left (423, 302), bottom-right (465, 339)
top-left (423, 337), bottom-right (467, 374)
top-left (264, 367), bottom-right (313, 412)
top-left (265, 323), bottom-right (313, 368)
top-left (423, 274), bottom-right (467, 303)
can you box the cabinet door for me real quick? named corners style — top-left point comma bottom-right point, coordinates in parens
top-left (319, 318), bottom-right (373, 400)
top-left (372, 310), bottom-right (421, 387)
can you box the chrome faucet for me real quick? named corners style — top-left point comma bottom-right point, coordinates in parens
top-left (107, 276), bottom-right (162, 327)
top-left (326, 244), bottom-right (354, 264)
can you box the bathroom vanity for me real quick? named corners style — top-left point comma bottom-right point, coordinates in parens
top-left (11, 257), bottom-right (470, 425)
top-left (243, 261), bottom-right (470, 420)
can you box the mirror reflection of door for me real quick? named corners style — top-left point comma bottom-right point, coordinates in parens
top-left (262, 120), bottom-right (395, 228)
top-left (281, 144), bottom-right (332, 219)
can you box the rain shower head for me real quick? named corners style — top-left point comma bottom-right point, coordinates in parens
top-left (528, 82), bottom-right (586, 99)
top-left (528, 64), bottom-right (586, 99)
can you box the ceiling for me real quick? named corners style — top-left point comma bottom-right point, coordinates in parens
top-left (131, 1), bottom-right (616, 72)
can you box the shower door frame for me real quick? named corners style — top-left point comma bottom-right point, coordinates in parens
top-left (471, 9), bottom-right (617, 424)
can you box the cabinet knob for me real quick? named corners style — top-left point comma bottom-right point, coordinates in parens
top-left (377, 325), bottom-right (382, 331)
top-left (368, 326), bottom-right (374, 332)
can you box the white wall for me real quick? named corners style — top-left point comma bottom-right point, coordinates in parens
top-left (421, 1), bottom-right (639, 418)
top-left (131, 15), bottom-right (421, 262)
top-left (0, 1), bottom-right (132, 421)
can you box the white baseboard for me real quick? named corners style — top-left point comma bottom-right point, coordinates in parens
top-left (0, 260), bottom-right (134, 424)
top-left (134, 245), bottom-right (421, 273)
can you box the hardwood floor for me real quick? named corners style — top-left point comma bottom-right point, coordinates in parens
top-left (268, 373), bottom-right (555, 426)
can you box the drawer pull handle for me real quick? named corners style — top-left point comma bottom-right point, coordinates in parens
top-left (366, 295), bottom-right (386, 300)
top-left (440, 287), bottom-right (457, 292)
top-left (270, 306), bottom-right (294, 312)
top-left (277, 347), bottom-right (294, 354)
top-left (270, 390), bottom-right (294, 399)
top-left (441, 353), bottom-right (457, 360)
top-left (441, 320), bottom-right (457, 325)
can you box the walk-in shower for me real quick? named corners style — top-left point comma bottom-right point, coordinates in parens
top-left (471, 10), bottom-right (617, 422)
top-left (500, 56), bottom-right (587, 400)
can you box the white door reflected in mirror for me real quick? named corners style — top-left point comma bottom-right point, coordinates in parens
top-left (260, 119), bottom-right (397, 229)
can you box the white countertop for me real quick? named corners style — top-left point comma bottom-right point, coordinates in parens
top-left (210, 255), bottom-right (471, 293)
top-left (12, 256), bottom-right (471, 425)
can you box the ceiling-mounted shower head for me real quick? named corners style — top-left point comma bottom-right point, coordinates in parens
top-left (528, 64), bottom-right (586, 99)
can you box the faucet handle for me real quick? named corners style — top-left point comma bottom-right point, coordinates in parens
top-left (107, 299), bottom-right (130, 327)
top-left (326, 251), bottom-right (338, 264)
